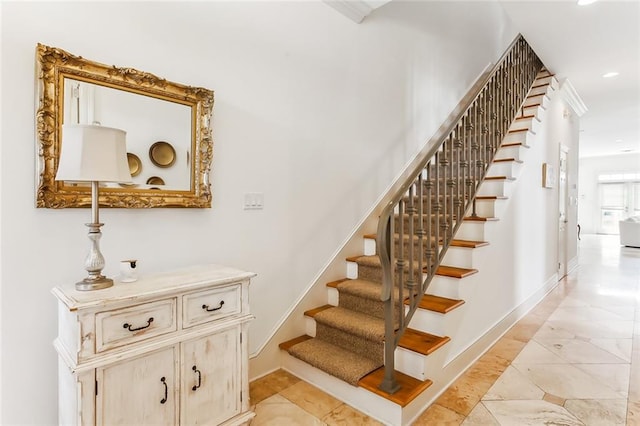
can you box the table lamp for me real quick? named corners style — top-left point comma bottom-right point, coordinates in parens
top-left (55, 124), bottom-right (132, 291)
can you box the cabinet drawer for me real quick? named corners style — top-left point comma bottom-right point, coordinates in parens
top-left (183, 284), bottom-right (241, 328)
top-left (96, 299), bottom-right (177, 352)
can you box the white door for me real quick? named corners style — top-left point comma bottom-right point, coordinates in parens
top-left (558, 147), bottom-right (569, 278)
top-left (181, 326), bottom-right (241, 425)
top-left (598, 181), bottom-right (639, 234)
top-left (97, 347), bottom-right (178, 426)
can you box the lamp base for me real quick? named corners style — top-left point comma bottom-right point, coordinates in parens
top-left (76, 276), bottom-right (114, 291)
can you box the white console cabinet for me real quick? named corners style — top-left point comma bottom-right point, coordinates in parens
top-left (52, 264), bottom-right (255, 426)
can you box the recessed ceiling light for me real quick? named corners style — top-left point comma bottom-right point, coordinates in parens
top-left (577, 0), bottom-right (598, 5)
top-left (603, 72), bottom-right (619, 78)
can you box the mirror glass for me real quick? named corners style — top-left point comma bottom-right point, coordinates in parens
top-left (36, 44), bottom-right (214, 208)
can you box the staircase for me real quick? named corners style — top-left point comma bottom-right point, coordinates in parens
top-left (279, 36), bottom-right (557, 425)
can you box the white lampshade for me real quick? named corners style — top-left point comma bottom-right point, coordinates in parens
top-left (56, 124), bottom-right (132, 183)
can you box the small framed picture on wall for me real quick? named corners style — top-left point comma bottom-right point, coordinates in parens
top-left (542, 163), bottom-right (555, 188)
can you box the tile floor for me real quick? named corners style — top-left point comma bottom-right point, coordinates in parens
top-left (249, 234), bottom-right (640, 425)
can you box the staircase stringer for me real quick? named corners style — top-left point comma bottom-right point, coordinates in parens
top-left (376, 34), bottom-right (544, 394)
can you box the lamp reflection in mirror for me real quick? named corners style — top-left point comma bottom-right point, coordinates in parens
top-left (55, 124), bottom-right (131, 291)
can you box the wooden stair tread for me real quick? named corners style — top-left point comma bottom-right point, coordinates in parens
top-left (304, 304), bottom-right (333, 317)
top-left (435, 265), bottom-right (478, 278)
top-left (501, 142), bottom-right (530, 149)
top-left (326, 278), bottom-right (349, 288)
top-left (450, 239), bottom-right (489, 249)
top-left (361, 234), bottom-right (488, 249)
top-left (358, 367), bottom-right (433, 407)
top-left (347, 256), bottom-right (479, 280)
top-left (464, 215), bottom-right (499, 222)
top-left (515, 114), bottom-right (541, 122)
top-left (485, 176), bottom-right (516, 181)
top-left (525, 93), bottom-right (550, 101)
top-left (531, 83), bottom-right (551, 90)
top-left (508, 128), bottom-right (535, 135)
top-left (476, 195), bottom-right (508, 200)
top-left (493, 158), bottom-right (523, 163)
top-left (415, 294), bottom-right (465, 313)
top-left (398, 329), bottom-right (450, 356)
top-left (279, 334), bottom-right (312, 351)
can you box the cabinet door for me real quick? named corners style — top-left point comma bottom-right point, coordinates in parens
top-left (181, 326), bottom-right (241, 425)
top-left (97, 346), bottom-right (178, 426)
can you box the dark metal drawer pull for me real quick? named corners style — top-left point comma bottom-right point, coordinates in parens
top-left (123, 317), bottom-right (154, 332)
top-left (160, 377), bottom-right (168, 404)
top-left (202, 300), bottom-right (224, 312)
top-left (192, 365), bottom-right (202, 391)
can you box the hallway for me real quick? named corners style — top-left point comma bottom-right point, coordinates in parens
top-left (249, 234), bottom-right (640, 425)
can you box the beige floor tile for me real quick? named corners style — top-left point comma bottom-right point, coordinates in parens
top-left (513, 363), bottom-right (623, 399)
top-left (512, 340), bottom-right (568, 365)
top-left (280, 380), bottom-right (343, 419)
top-left (251, 394), bottom-right (325, 426)
top-left (572, 363), bottom-right (630, 395)
top-left (461, 402), bottom-right (499, 425)
top-left (627, 400), bottom-right (640, 424)
top-left (436, 370), bottom-right (496, 416)
top-left (482, 400), bottom-right (583, 425)
top-left (250, 369), bottom-right (301, 405)
top-left (535, 318), bottom-right (634, 340)
top-left (547, 305), bottom-right (634, 322)
top-left (564, 399), bottom-right (627, 426)
top-left (589, 338), bottom-right (633, 362)
top-left (482, 366), bottom-right (544, 401)
top-left (412, 403), bottom-right (465, 425)
top-left (322, 403), bottom-right (383, 426)
top-left (535, 337), bottom-right (629, 364)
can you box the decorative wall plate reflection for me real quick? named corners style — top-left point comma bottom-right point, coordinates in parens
top-left (149, 141), bottom-right (176, 168)
top-left (127, 153), bottom-right (142, 177)
top-left (146, 176), bottom-right (165, 186)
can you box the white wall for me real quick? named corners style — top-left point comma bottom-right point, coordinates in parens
top-left (1, 1), bottom-right (518, 423)
top-left (578, 153), bottom-right (640, 234)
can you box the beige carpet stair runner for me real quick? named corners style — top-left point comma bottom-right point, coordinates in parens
top-left (286, 268), bottom-right (396, 385)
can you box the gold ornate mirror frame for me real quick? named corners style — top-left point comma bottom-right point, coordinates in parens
top-left (36, 43), bottom-right (214, 208)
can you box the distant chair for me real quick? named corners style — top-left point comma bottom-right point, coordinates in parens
top-left (619, 217), bottom-right (640, 248)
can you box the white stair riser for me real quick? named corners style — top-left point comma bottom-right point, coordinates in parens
top-left (407, 304), bottom-right (465, 337)
top-left (523, 94), bottom-right (549, 108)
top-left (502, 130), bottom-right (534, 145)
top-left (522, 104), bottom-right (544, 118)
top-left (487, 161), bottom-right (521, 179)
top-left (474, 198), bottom-right (506, 217)
top-left (509, 117), bottom-right (533, 131)
top-left (306, 316), bottom-right (316, 337)
top-left (427, 275), bottom-right (463, 299)
top-left (534, 76), bottom-right (553, 86)
top-left (529, 85), bottom-right (549, 96)
top-left (457, 220), bottom-right (493, 241)
top-left (477, 179), bottom-right (511, 197)
top-left (364, 238), bottom-right (376, 256)
top-left (328, 287), bottom-right (339, 306)
top-left (495, 145), bottom-right (528, 162)
top-left (442, 246), bottom-right (476, 269)
top-left (347, 261), bottom-right (358, 279)
top-left (394, 346), bottom-right (447, 381)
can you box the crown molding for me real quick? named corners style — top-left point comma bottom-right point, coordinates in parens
top-left (323, 0), bottom-right (374, 23)
top-left (559, 78), bottom-right (588, 117)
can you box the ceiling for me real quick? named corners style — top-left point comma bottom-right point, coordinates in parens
top-left (352, 0), bottom-right (639, 159)
top-left (497, 0), bottom-right (639, 158)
